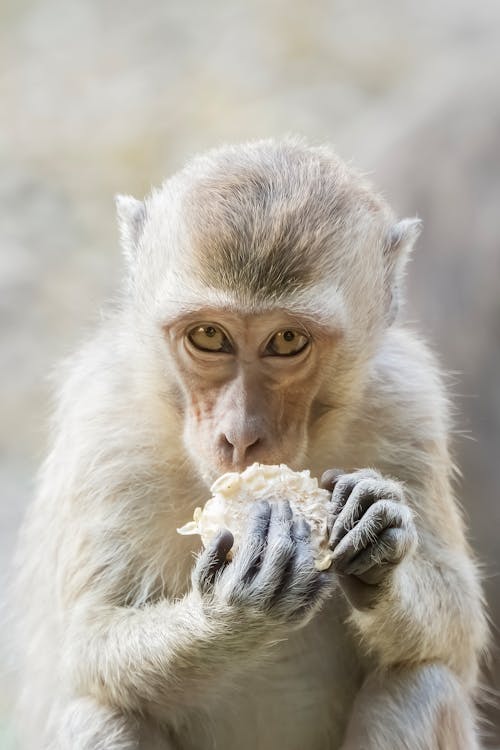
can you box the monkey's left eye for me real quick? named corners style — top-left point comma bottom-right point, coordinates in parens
top-left (265, 329), bottom-right (309, 357)
top-left (187, 324), bottom-right (233, 353)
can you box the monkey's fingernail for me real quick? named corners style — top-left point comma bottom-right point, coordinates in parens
top-left (329, 522), bottom-right (350, 551)
top-left (216, 528), bottom-right (234, 553)
top-left (330, 542), bottom-right (354, 571)
top-left (320, 469), bottom-right (345, 491)
top-left (210, 529), bottom-right (234, 564)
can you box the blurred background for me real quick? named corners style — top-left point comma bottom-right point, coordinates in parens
top-left (0, 0), bottom-right (499, 746)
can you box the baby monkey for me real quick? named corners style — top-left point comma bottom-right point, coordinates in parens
top-left (15, 138), bottom-right (487, 749)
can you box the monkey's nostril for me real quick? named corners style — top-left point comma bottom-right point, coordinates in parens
top-left (220, 433), bottom-right (261, 464)
top-left (247, 437), bottom-right (260, 452)
top-left (220, 434), bottom-right (234, 454)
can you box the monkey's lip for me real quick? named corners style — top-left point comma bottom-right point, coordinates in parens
top-left (201, 459), bottom-right (284, 486)
top-left (178, 462), bottom-right (334, 571)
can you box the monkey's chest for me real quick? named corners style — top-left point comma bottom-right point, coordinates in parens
top-left (180, 601), bottom-right (362, 750)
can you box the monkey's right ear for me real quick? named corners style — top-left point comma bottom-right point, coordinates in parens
top-left (115, 195), bottom-right (147, 269)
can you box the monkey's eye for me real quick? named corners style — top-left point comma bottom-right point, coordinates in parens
top-left (187, 324), bottom-right (233, 353)
top-left (265, 329), bottom-right (309, 357)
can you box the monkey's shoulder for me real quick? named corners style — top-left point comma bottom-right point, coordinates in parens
top-left (52, 317), bottom-right (171, 432)
top-left (346, 326), bottom-right (453, 479)
top-left (370, 326), bottom-right (449, 408)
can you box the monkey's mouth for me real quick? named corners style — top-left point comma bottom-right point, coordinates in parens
top-left (198, 452), bottom-right (307, 489)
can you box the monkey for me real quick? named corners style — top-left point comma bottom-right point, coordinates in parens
top-left (13, 137), bottom-right (487, 750)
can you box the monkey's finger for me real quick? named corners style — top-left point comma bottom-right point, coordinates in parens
top-left (266, 501), bottom-right (293, 549)
top-left (253, 502), bottom-right (295, 604)
top-left (326, 470), bottom-right (380, 536)
top-left (291, 515), bottom-right (311, 542)
top-left (330, 500), bottom-right (414, 573)
top-left (344, 553), bottom-right (397, 583)
top-left (319, 468), bottom-right (345, 492)
top-left (268, 499), bottom-right (293, 533)
top-left (343, 514), bottom-right (417, 582)
top-left (330, 508), bottom-right (390, 574)
top-left (235, 500), bottom-right (271, 582)
top-left (331, 469), bottom-right (381, 504)
top-left (283, 517), bottom-right (328, 599)
top-left (329, 478), bottom-right (382, 549)
top-left (326, 474), bottom-right (358, 537)
top-left (266, 515), bottom-right (316, 610)
top-left (280, 545), bottom-right (329, 617)
top-left (195, 529), bottom-right (234, 593)
top-left (329, 478), bottom-right (403, 550)
top-left (340, 526), bottom-right (410, 580)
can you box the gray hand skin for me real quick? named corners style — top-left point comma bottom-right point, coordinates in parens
top-left (193, 500), bottom-right (331, 630)
top-left (321, 469), bottom-right (418, 610)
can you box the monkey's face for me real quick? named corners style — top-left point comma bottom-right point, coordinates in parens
top-left (165, 307), bottom-right (337, 484)
top-left (120, 139), bottom-right (421, 488)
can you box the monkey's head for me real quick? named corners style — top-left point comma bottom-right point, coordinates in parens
top-left (116, 139), bottom-right (420, 484)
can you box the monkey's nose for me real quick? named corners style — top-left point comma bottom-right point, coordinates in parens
top-left (219, 429), bottom-right (262, 467)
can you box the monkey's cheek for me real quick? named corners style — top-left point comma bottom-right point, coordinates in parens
top-left (182, 422), bottom-right (215, 479)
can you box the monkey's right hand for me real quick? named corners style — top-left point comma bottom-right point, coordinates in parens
top-left (192, 500), bottom-right (329, 630)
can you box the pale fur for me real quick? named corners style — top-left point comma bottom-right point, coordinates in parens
top-left (14, 138), bottom-right (487, 749)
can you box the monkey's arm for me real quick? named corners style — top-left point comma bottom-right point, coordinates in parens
top-left (63, 502), bottom-right (327, 718)
top-left (323, 331), bottom-right (488, 683)
top-left (66, 585), bottom-right (270, 717)
top-left (342, 484), bottom-right (486, 684)
top-left (67, 588), bottom-right (235, 713)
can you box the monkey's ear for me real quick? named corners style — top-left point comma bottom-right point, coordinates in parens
top-left (387, 218), bottom-right (422, 258)
top-left (385, 218), bottom-right (422, 324)
top-left (115, 195), bottom-right (147, 268)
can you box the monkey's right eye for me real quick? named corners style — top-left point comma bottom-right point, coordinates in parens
top-left (187, 325), bottom-right (233, 353)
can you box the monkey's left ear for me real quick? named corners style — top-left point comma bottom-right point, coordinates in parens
top-left (115, 195), bottom-right (147, 270)
top-left (384, 218), bottom-right (422, 324)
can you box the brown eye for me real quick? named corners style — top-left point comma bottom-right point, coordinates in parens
top-left (187, 324), bottom-right (233, 353)
top-left (266, 329), bottom-right (309, 356)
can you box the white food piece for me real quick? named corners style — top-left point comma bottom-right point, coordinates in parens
top-left (177, 462), bottom-right (334, 571)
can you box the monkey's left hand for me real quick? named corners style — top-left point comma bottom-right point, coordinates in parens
top-left (320, 469), bottom-right (418, 609)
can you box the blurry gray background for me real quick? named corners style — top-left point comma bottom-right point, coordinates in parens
top-left (1, 0), bottom-right (499, 747)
